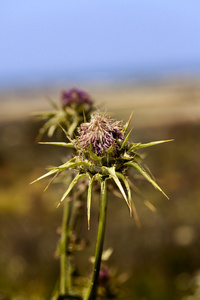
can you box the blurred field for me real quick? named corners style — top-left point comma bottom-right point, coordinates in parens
top-left (0, 79), bottom-right (200, 300)
top-left (1, 78), bottom-right (200, 126)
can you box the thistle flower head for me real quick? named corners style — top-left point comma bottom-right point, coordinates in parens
top-left (77, 112), bottom-right (124, 155)
top-left (34, 87), bottom-right (94, 139)
top-left (61, 88), bottom-right (93, 108)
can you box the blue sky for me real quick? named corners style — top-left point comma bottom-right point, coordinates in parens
top-left (1, 0), bottom-right (200, 88)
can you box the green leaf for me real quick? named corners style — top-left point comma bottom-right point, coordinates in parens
top-left (39, 142), bottom-right (75, 148)
top-left (47, 124), bottom-right (57, 137)
top-left (68, 120), bottom-right (79, 137)
top-left (105, 166), bottom-right (128, 203)
top-left (125, 161), bottom-right (169, 199)
top-left (58, 123), bottom-right (73, 142)
top-left (123, 112), bottom-right (133, 133)
top-left (30, 167), bottom-right (60, 184)
top-left (130, 139), bottom-right (173, 151)
top-left (115, 172), bottom-right (132, 213)
top-left (128, 179), bottom-right (157, 212)
top-left (128, 152), bottom-right (143, 161)
top-left (36, 118), bottom-right (57, 141)
top-left (30, 160), bottom-right (90, 184)
top-left (45, 96), bottom-right (60, 110)
top-left (57, 160), bottom-right (90, 171)
top-left (106, 143), bottom-right (115, 154)
top-left (60, 173), bottom-right (88, 203)
top-left (116, 172), bottom-right (141, 227)
top-left (120, 127), bottom-right (133, 149)
top-left (86, 147), bottom-right (102, 162)
top-left (32, 111), bottom-right (57, 118)
top-left (120, 154), bottom-right (133, 161)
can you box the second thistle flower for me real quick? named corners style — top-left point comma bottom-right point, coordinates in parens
top-left (34, 88), bottom-right (94, 140)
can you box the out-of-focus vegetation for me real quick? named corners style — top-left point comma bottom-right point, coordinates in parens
top-left (0, 83), bottom-right (200, 300)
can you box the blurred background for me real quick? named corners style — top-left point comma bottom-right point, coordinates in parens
top-left (1, 1), bottom-right (200, 299)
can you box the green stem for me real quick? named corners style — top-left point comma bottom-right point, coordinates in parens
top-left (59, 174), bottom-right (84, 298)
top-left (60, 200), bottom-right (71, 294)
top-left (84, 179), bottom-right (108, 300)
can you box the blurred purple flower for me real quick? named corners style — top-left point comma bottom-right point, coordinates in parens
top-left (61, 88), bottom-right (93, 107)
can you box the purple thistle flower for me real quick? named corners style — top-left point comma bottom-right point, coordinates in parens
top-left (77, 112), bottom-right (124, 155)
top-left (61, 88), bottom-right (93, 108)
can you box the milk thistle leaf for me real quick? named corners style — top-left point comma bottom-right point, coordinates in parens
top-left (104, 166), bottom-right (128, 205)
top-left (39, 142), bottom-right (75, 148)
top-left (126, 161), bottom-right (169, 199)
top-left (116, 171), bottom-right (141, 227)
top-left (143, 200), bottom-right (157, 212)
top-left (85, 147), bottom-right (103, 162)
top-left (116, 172), bottom-right (132, 214)
top-left (120, 127), bottom-right (133, 149)
top-left (123, 111), bottom-right (133, 133)
top-left (48, 123), bottom-right (57, 137)
top-left (129, 152), bottom-right (143, 161)
top-left (60, 173), bottom-right (88, 203)
top-left (44, 172), bottom-right (60, 192)
top-left (57, 160), bottom-right (90, 170)
top-left (58, 123), bottom-right (74, 143)
top-left (130, 139), bottom-right (173, 151)
top-left (106, 142), bottom-right (116, 154)
top-left (68, 119), bottom-right (79, 137)
top-left (30, 168), bottom-right (61, 184)
top-left (30, 160), bottom-right (90, 184)
top-left (46, 96), bottom-right (60, 110)
top-left (128, 179), bottom-right (157, 212)
top-left (37, 118), bottom-right (57, 140)
top-left (32, 111), bottom-right (57, 118)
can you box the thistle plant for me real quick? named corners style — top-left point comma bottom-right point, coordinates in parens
top-left (32, 110), bottom-right (172, 300)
